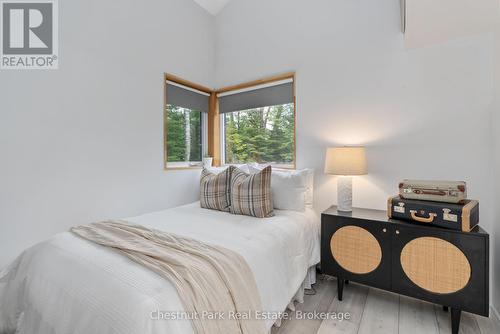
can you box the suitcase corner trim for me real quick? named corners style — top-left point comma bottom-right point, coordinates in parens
top-left (387, 196), bottom-right (393, 218)
top-left (462, 200), bottom-right (479, 232)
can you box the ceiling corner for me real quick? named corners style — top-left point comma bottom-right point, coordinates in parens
top-left (193, 0), bottom-right (232, 16)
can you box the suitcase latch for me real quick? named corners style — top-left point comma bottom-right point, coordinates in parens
top-left (394, 202), bottom-right (405, 213)
top-left (443, 208), bottom-right (458, 222)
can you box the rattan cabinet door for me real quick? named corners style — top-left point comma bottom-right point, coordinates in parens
top-left (321, 215), bottom-right (392, 291)
top-left (390, 224), bottom-right (488, 316)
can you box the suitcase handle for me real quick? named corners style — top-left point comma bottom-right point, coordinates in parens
top-left (410, 210), bottom-right (437, 223)
top-left (414, 189), bottom-right (447, 196)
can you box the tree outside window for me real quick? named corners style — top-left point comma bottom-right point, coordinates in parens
top-left (224, 103), bottom-right (294, 166)
top-left (166, 105), bottom-right (202, 163)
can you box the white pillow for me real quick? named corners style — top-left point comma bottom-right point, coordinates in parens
top-left (206, 164), bottom-right (250, 174)
top-left (248, 165), bottom-right (310, 211)
top-left (248, 165), bottom-right (314, 207)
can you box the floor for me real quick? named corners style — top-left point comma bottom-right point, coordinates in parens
top-left (272, 276), bottom-right (500, 334)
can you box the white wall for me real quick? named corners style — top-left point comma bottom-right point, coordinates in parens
top-left (492, 10), bottom-right (500, 319)
top-left (216, 0), bottom-right (498, 312)
top-left (0, 0), bottom-right (215, 267)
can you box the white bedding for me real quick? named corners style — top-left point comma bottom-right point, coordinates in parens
top-left (0, 202), bottom-right (320, 334)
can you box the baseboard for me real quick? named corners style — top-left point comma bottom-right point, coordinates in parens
top-left (491, 304), bottom-right (500, 324)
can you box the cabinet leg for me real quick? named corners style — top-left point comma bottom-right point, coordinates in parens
top-left (337, 277), bottom-right (344, 301)
top-left (443, 305), bottom-right (448, 312)
top-left (451, 308), bottom-right (461, 334)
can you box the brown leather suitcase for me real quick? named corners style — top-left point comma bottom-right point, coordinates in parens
top-left (387, 196), bottom-right (479, 232)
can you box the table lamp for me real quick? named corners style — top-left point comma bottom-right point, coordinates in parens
top-left (324, 147), bottom-right (367, 212)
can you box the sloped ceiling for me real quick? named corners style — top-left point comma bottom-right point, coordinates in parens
top-left (193, 0), bottom-right (232, 15)
top-left (194, 0), bottom-right (499, 46)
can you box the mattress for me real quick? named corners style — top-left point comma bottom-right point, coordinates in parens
top-left (0, 202), bottom-right (320, 334)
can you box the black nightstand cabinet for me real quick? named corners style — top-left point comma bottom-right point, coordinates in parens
top-left (391, 223), bottom-right (489, 316)
top-left (321, 214), bottom-right (392, 291)
top-left (321, 206), bottom-right (489, 334)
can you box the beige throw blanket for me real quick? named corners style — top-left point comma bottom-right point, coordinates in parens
top-left (71, 221), bottom-right (266, 334)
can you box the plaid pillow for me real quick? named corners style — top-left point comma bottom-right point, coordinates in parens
top-left (200, 166), bottom-right (234, 212)
top-left (230, 166), bottom-right (274, 218)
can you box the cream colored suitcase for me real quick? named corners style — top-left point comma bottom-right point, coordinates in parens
top-left (399, 180), bottom-right (467, 204)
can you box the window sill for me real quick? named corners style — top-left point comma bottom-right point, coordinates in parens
top-left (164, 162), bottom-right (203, 170)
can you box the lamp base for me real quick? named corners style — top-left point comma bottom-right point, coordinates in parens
top-left (337, 176), bottom-right (353, 212)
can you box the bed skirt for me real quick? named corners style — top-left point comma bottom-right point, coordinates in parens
top-left (272, 265), bottom-right (318, 328)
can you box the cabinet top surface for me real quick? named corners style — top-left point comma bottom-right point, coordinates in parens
top-left (323, 206), bottom-right (389, 222)
top-left (322, 205), bottom-right (488, 236)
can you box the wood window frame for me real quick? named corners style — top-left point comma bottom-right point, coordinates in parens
top-left (164, 72), bottom-right (296, 170)
top-left (215, 72), bottom-right (296, 169)
top-left (163, 73), bottom-right (212, 170)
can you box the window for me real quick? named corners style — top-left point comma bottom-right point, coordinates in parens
top-left (164, 76), bottom-right (210, 169)
top-left (222, 104), bottom-right (295, 166)
top-left (218, 78), bottom-right (295, 168)
top-left (166, 106), bottom-right (203, 164)
top-left (163, 73), bottom-right (295, 170)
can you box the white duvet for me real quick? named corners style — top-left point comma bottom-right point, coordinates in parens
top-left (0, 202), bottom-right (320, 334)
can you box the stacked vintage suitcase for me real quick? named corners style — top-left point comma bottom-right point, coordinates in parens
top-left (388, 180), bottom-right (479, 232)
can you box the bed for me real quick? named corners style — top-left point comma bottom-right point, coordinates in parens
top-left (0, 202), bottom-right (320, 334)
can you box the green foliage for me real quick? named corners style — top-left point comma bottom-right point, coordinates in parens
top-left (166, 103), bottom-right (295, 165)
top-left (166, 105), bottom-right (202, 162)
top-left (224, 103), bottom-right (295, 165)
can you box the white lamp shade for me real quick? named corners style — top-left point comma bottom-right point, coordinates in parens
top-left (324, 147), bottom-right (367, 175)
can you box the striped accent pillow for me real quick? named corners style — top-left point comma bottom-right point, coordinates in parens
top-left (230, 166), bottom-right (274, 218)
top-left (200, 166), bottom-right (234, 212)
